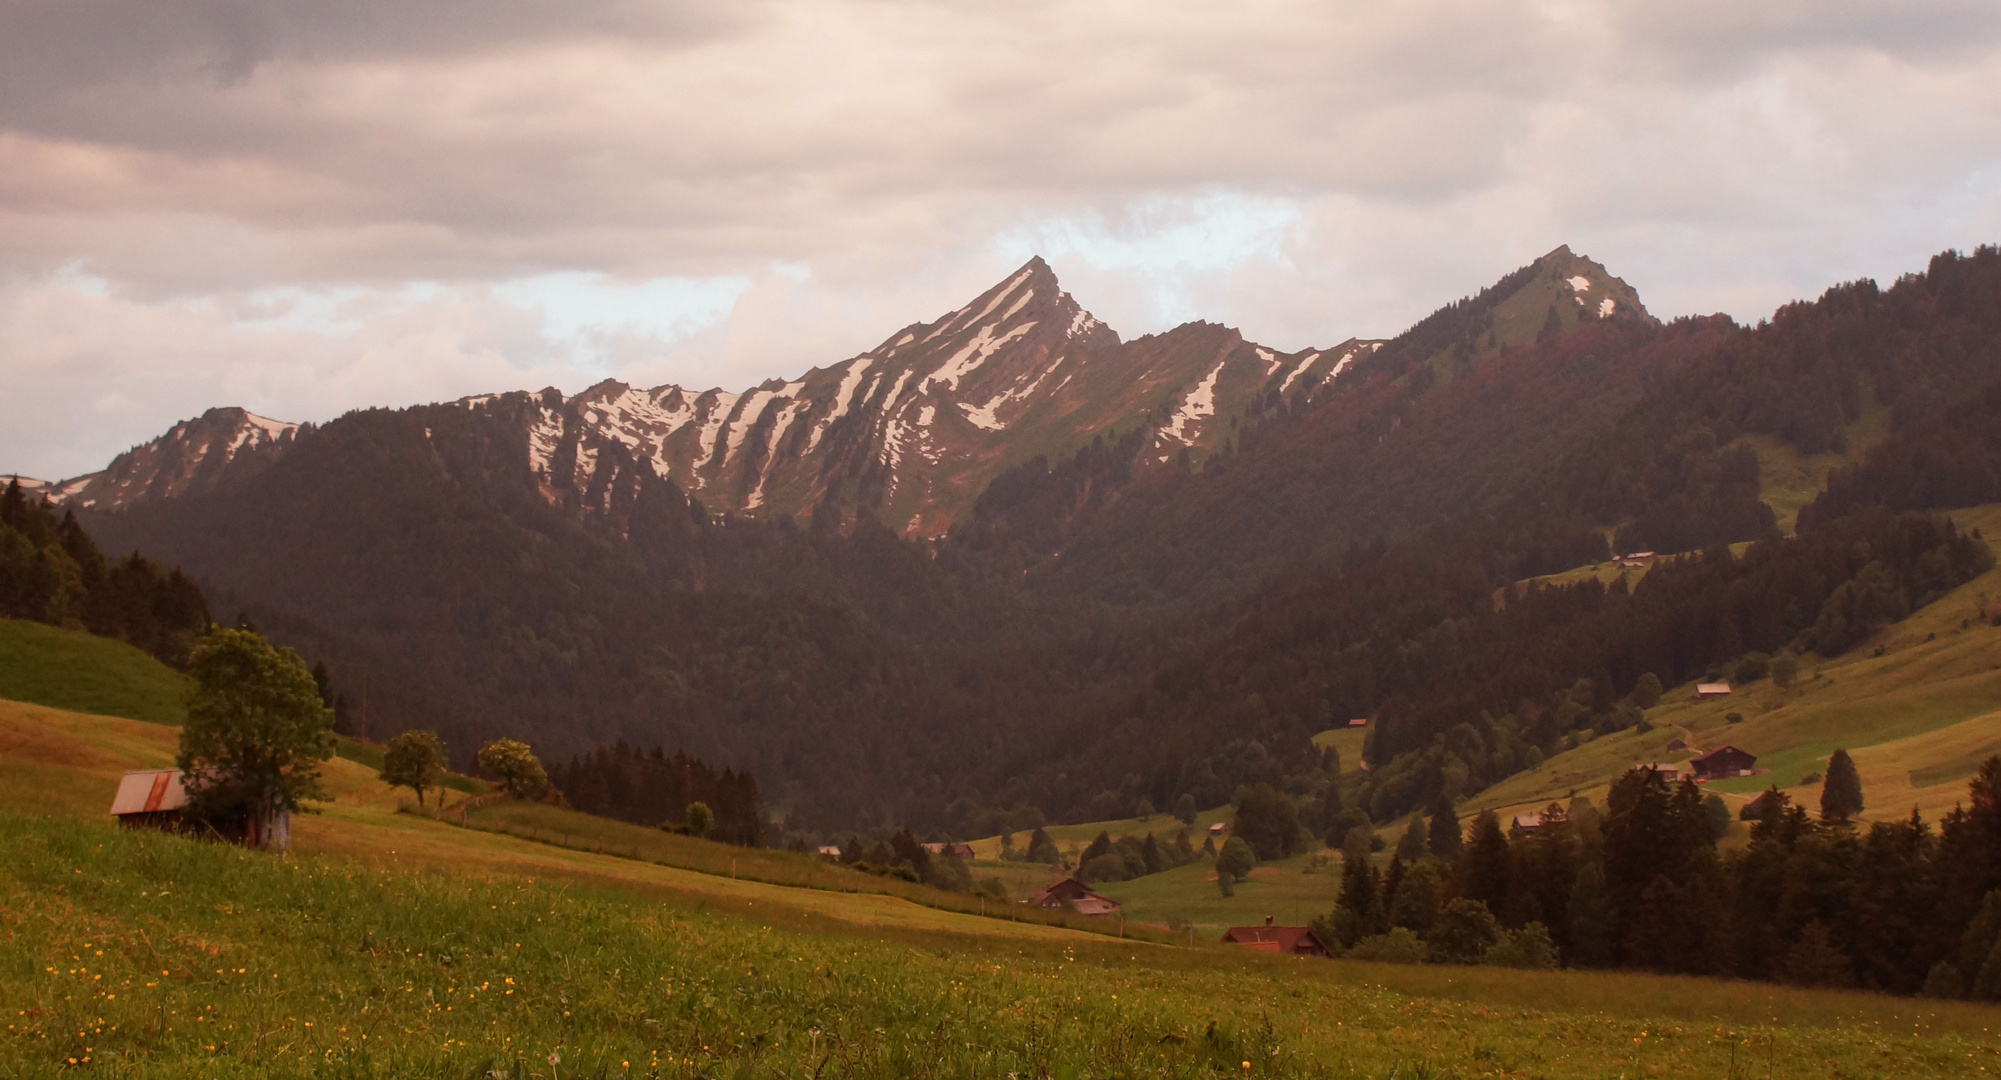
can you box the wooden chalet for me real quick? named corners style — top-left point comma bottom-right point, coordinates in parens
top-left (1696, 682), bottom-right (1733, 699)
top-left (1691, 745), bottom-right (1757, 780)
top-left (922, 842), bottom-right (976, 860)
top-left (1665, 737), bottom-right (1690, 754)
top-left (1024, 876), bottom-right (1121, 916)
top-left (1208, 821), bottom-right (1231, 835)
top-left (1221, 916), bottom-right (1332, 958)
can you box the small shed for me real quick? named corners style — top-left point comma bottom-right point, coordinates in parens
top-left (1696, 683), bottom-right (1733, 699)
top-left (1666, 737), bottom-right (1690, 754)
top-left (815, 845), bottom-right (842, 857)
top-left (1208, 822), bottom-right (1231, 835)
top-left (1347, 717), bottom-right (1369, 728)
top-left (1222, 917), bottom-right (1332, 958)
top-left (110, 769), bottom-right (189, 831)
top-left (923, 842), bottom-right (976, 860)
top-left (1692, 745), bottom-right (1757, 780)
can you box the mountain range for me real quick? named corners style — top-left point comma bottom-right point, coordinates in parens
top-left (24, 246), bottom-right (1646, 537)
top-left (13, 241), bottom-right (2001, 837)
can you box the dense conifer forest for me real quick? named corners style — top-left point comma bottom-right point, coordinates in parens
top-left (0, 479), bottom-right (209, 666)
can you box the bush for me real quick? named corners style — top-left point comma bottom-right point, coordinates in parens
top-left (1427, 898), bottom-right (1500, 964)
top-left (1732, 652), bottom-right (1771, 684)
top-left (1485, 922), bottom-right (1557, 969)
top-left (1772, 650), bottom-right (1801, 689)
top-left (1347, 927), bottom-right (1428, 964)
top-left (1088, 791), bottom-right (1124, 821)
top-left (1079, 853), bottom-right (1129, 884)
top-left (1172, 794), bottom-right (1198, 825)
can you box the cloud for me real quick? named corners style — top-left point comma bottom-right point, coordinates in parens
top-left (2, 0), bottom-right (1999, 475)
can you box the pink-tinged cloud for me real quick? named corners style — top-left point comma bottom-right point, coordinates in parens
top-left (2, 0), bottom-right (1999, 477)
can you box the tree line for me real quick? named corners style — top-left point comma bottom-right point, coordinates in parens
top-left (1314, 759), bottom-right (2001, 997)
top-left (1, 479), bottom-right (209, 666)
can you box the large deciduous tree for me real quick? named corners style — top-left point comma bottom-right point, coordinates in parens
top-left (177, 626), bottom-right (334, 848)
top-left (478, 738), bottom-right (548, 797)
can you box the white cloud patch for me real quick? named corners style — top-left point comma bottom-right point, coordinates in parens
top-left (2, 0), bottom-right (2000, 475)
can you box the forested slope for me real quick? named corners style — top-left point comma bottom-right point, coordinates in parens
top-left (79, 245), bottom-right (2001, 834)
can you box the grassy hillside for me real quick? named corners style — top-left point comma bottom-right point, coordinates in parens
top-left (0, 617), bottom-right (190, 725)
top-left (5, 700), bottom-right (2000, 1077)
top-left (1093, 850), bottom-right (1345, 937)
top-left (1456, 504), bottom-right (2001, 831)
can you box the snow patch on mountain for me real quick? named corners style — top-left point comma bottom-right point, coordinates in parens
top-left (808, 355), bottom-right (877, 452)
top-left (1163, 362), bottom-right (1224, 443)
top-left (960, 355), bottom-right (1065, 433)
top-left (1256, 348), bottom-right (1279, 376)
top-left (1279, 352), bottom-right (1323, 395)
top-left (1600, 297), bottom-right (1616, 317)
top-left (528, 407), bottom-right (564, 475)
top-left (1567, 275), bottom-right (1591, 292)
top-left (923, 321), bottom-right (1035, 393)
top-left (694, 391), bottom-right (741, 472)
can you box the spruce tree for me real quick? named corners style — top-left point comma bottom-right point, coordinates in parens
top-left (1821, 748), bottom-right (1864, 822)
top-left (1566, 861), bottom-right (1615, 968)
top-left (1427, 791), bottom-right (1462, 860)
top-left (1396, 816), bottom-right (1429, 860)
top-left (1456, 810), bottom-right (1512, 914)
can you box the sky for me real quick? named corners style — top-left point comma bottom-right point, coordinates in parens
top-left (3, 0), bottom-right (2000, 479)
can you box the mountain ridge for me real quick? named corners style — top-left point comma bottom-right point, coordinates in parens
top-left (31, 247), bottom-right (1648, 538)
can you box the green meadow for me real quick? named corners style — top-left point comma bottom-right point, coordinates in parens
top-left (6, 810), bottom-right (2001, 1079)
top-left (9, 561), bottom-right (2001, 1075)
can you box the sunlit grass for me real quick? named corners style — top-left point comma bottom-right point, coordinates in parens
top-left (4, 813), bottom-right (1996, 1079)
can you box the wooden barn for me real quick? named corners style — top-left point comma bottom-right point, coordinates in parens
top-left (1692, 745), bottom-right (1758, 780)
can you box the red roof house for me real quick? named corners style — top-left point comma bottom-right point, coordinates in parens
top-left (1221, 917), bottom-right (1332, 958)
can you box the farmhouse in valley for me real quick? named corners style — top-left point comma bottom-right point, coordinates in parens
top-left (1692, 745), bottom-right (1758, 780)
top-left (1024, 876), bottom-right (1121, 916)
top-left (1221, 917), bottom-right (1332, 958)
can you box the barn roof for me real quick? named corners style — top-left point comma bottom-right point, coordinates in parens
top-left (1221, 924), bottom-right (1328, 954)
top-left (110, 769), bottom-right (188, 816)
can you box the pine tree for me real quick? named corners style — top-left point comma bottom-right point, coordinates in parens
top-left (1396, 816), bottom-right (1429, 860)
top-left (1567, 861), bottom-right (1615, 968)
top-left (1427, 791), bottom-right (1462, 860)
top-left (1821, 749), bottom-right (1864, 822)
top-left (1456, 810), bottom-right (1512, 913)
